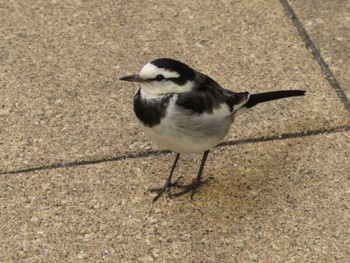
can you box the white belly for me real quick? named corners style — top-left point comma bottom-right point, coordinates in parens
top-left (142, 125), bottom-right (225, 153)
top-left (141, 102), bottom-right (234, 153)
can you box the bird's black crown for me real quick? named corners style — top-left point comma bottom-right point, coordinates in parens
top-left (150, 58), bottom-right (195, 85)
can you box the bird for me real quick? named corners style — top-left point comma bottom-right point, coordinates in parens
top-left (120, 58), bottom-right (305, 202)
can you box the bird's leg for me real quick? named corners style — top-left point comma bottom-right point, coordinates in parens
top-left (171, 150), bottom-right (212, 200)
top-left (147, 153), bottom-right (183, 202)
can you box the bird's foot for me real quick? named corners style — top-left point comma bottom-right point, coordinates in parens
top-left (147, 176), bottom-right (184, 202)
top-left (171, 176), bottom-right (213, 200)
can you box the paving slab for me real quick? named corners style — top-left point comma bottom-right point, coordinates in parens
top-left (1, 131), bottom-right (349, 262)
top-left (289, 0), bottom-right (350, 99)
top-left (1, 0), bottom-right (349, 173)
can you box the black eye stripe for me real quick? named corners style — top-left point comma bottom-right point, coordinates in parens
top-left (147, 77), bottom-right (165, 81)
top-left (154, 74), bottom-right (164, 81)
top-left (145, 72), bottom-right (190, 84)
top-left (146, 76), bottom-right (188, 86)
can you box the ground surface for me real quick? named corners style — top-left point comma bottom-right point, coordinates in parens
top-left (1, 0), bottom-right (349, 262)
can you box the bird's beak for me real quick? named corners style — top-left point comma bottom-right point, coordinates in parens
top-left (119, 74), bottom-right (144, 83)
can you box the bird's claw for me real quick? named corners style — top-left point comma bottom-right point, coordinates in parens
top-left (170, 176), bottom-right (213, 200)
top-left (146, 176), bottom-right (184, 202)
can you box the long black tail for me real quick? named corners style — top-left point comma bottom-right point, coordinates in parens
top-left (245, 90), bottom-right (306, 109)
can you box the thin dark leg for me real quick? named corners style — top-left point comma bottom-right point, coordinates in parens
top-left (196, 150), bottom-right (210, 183)
top-left (148, 153), bottom-right (181, 202)
top-left (165, 153), bottom-right (180, 185)
top-left (172, 150), bottom-right (212, 200)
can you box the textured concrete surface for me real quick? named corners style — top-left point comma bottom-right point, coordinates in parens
top-left (1, 132), bottom-right (349, 262)
top-left (290, 0), bottom-right (350, 98)
top-left (1, 0), bottom-right (350, 262)
top-left (1, 0), bottom-right (349, 172)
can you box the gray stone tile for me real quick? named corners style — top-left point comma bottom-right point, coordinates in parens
top-left (1, 131), bottom-right (349, 262)
top-left (1, 0), bottom-right (349, 173)
top-left (290, 0), bottom-right (350, 101)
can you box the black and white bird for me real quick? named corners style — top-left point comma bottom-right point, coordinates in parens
top-left (120, 58), bottom-right (305, 201)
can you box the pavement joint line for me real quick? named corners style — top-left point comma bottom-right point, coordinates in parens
top-left (1, 126), bottom-right (349, 176)
top-left (280, 0), bottom-right (350, 113)
top-left (217, 126), bottom-right (349, 148)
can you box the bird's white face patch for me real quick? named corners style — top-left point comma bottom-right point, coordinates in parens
top-left (138, 63), bottom-right (194, 97)
top-left (139, 63), bottom-right (180, 80)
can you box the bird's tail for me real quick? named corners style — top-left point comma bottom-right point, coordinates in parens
top-left (245, 90), bottom-right (306, 109)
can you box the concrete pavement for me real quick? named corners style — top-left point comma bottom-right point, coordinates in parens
top-left (1, 0), bottom-right (349, 262)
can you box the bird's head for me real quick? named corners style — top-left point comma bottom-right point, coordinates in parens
top-left (120, 58), bottom-right (196, 97)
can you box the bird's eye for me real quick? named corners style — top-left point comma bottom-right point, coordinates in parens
top-left (155, 74), bottom-right (165, 81)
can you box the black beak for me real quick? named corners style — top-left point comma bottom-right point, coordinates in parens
top-left (119, 74), bottom-right (144, 83)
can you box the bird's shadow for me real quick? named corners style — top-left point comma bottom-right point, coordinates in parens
top-left (146, 141), bottom-right (301, 220)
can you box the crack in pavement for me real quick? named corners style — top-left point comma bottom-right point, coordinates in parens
top-left (2, 126), bottom-right (349, 176)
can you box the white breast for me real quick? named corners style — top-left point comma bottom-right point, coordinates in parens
top-left (140, 95), bottom-right (234, 153)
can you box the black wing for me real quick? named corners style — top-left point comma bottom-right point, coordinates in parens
top-left (176, 73), bottom-right (248, 114)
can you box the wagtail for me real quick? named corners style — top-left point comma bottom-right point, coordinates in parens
top-left (120, 58), bottom-right (305, 201)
